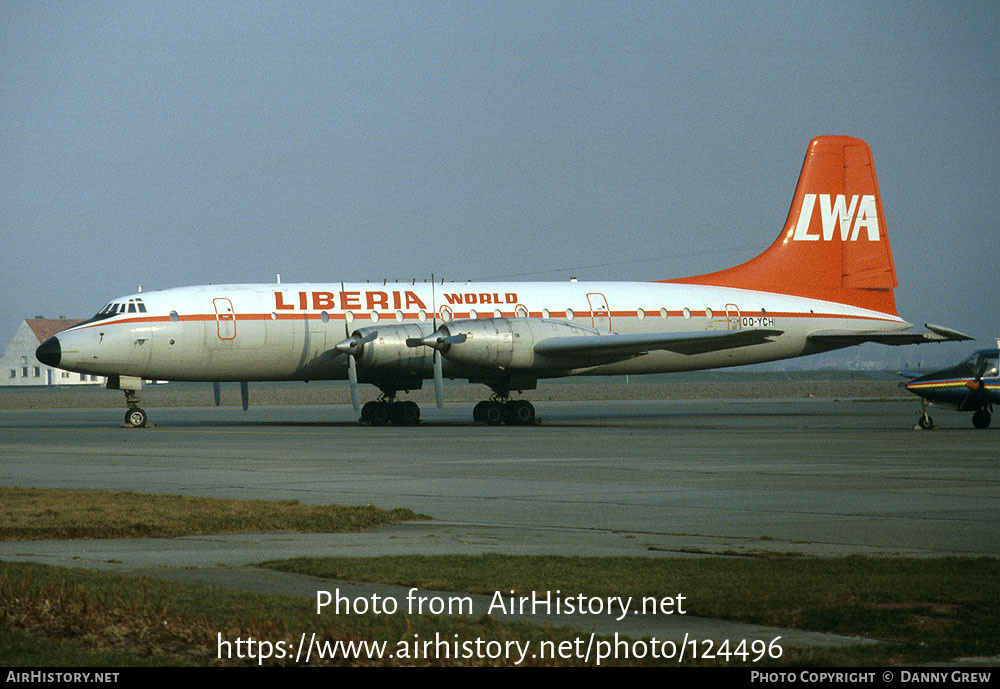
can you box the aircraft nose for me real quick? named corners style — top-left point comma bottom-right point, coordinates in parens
top-left (35, 336), bottom-right (61, 367)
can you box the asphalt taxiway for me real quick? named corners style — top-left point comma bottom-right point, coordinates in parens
top-left (1, 398), bottom-right (997, 646)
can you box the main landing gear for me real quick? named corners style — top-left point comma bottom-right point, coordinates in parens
top-left (972, 409), bottom-right (991, 429)
top-left (473, 397), bottom-right (536, 426)
top-left (360, 392), bottom-right (421, 426)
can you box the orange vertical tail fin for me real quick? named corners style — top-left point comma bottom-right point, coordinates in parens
top-left (665, 136), bottom-right (899, 315)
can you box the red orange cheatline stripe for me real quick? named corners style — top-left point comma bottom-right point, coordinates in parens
top-left (69, 309), bottom-right (902, 330)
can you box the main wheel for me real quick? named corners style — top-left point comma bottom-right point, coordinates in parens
top-left (972, 410), bottom-right (991, 429)
top-left (918, 414), bottom-right (934, 430)
top-left (361, 401), bottom-right (377, 423)
top-left (125, 408), bottom-right (147, 427)
top-left (473, 401), bottom-right (488, 423)
top-left (392, 401), bottom-right (420, 425)
top-left (483, 402), bottom-right (503, 426)
top-left (368, 401), bottom-right (390, 426)
top-left (504, 400), bottom-right (535, 426)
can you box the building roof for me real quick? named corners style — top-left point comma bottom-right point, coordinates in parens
top-left (25, 319), bottom-right (84, 343)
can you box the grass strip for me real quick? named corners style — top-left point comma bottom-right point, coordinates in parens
top-left (261, 553), bottom-right (1000, 665)
top-left (1, 562), bottom-right (661, 667)
top-left (0, 487), bottom-right (426, 540)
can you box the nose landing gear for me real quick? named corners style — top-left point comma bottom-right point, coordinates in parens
top-left (123, 389), bottom-right (149, 428)
top-left (108, 375), bottom-right (149, 428)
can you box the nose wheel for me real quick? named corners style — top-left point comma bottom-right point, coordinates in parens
top-left (125, 407), bottom-right (148, 428)
top-left (122, 390), bottom-right (149, 428)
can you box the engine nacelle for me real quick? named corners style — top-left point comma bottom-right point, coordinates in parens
top-left (434, 318), bottom-right (600, 370)
top-left (349, 324), bottom-right (434, 375)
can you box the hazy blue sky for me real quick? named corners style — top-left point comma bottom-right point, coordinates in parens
top-left (2, 1), bottom-right (998, 366)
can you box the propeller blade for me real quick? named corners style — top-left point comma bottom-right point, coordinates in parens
top-left (406, 329), bottom-right (468, 350)
top-left (976, 360), bottom-right (990, 383)
top-left (240, 381), bottom-right (249, 412)
top-left (213, 382), bottom-right (221, 407)
top-left (334, 330), bottom-right (378, 354)
top-left (434, 349), bottom-right (444, 409)
top-left (965, 360), bottom-right (992, 393)
top-left (348, 354), bottom-right (360, 412)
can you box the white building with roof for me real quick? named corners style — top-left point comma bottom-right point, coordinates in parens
top-left (1, 318), bottom-right (105, 386)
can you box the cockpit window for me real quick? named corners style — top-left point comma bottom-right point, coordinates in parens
top-left (961, 351), bottom-right (1000, 376)
top-left (76, 298), bottom-right (147, 328)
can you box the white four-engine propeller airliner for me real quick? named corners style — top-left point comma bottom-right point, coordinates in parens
top-left (36, 136), bottom-right (971, 427)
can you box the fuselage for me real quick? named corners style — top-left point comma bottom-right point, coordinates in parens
top-left (42, 280), bottom-right (910, 385)
top-left (904, 349), bottom-right (1000, 411)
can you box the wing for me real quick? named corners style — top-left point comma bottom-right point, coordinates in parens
top-left (533, 328), bottom-right (784, 360)
top-left (807, 323), bottom-right (973, 348)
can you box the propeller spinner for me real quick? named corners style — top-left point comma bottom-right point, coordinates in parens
top-left (334, 330), bottom-right (378, 411)
top-left (405, 327), bottom-right (467, 408)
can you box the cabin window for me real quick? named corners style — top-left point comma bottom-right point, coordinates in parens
top-left (542, 309), bottom-right (550, 319)
top-left (169, 311), bottom-right (179, 322)
top-left (320, 311), bottom-right (330, 323)
top-left (566, 308), bottom-right (574, 320)
top-left (369, 311), bottom-right (380, 323)
top-left (395, 310), bottom-right (404, 322)
top-left (660, 308), bottom-right (669, 319)
top-left (345, 311), bottom-right (354, 323)
top-left (705, 308), bottom-right (713, 319)
top-left (637, 308), bottom-right (645, 320)
top-left (418, 310), bottom-right (427, 322)
top-left (683, 308), bottom-right (691, 319)
top-left (469, 309), bottom-right (478, 319)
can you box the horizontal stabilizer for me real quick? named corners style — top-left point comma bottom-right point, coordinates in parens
top-left (534, 329), bottom-right (784, 359)
top-left (807, 323), bottom-right (973, 348)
